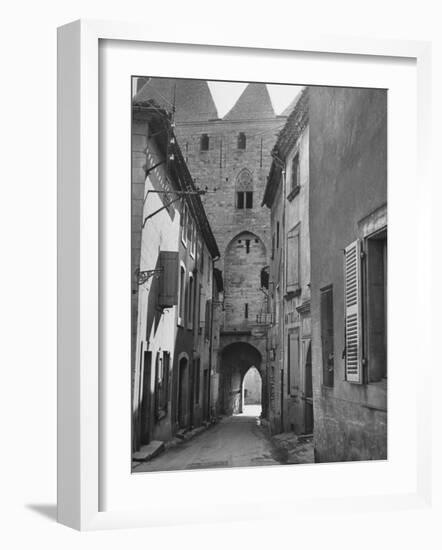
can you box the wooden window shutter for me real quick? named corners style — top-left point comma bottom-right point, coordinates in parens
top-left (286, 227), bottom-right (300, 293)
top-left (199, 286), bottom-right (206, 329)
top-left (344, 240), bottom-right (363, 383)
top-left (204, 299), bottom-right (212, 340)
top-left (158, 251), bottom-right (179, 308)
top-left (287, 330), bottom-right (299, 395)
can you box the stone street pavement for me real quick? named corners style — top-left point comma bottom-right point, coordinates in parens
top-left (133, 405), bottom-right (281, 472)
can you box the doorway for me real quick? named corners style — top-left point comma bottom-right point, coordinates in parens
top-left (304, 341), bottom-right (313, 434)
top-left (178, 357), bottom-right (188, 428)
top-left (241, 366), bottom-right (262, 417)
top-left (202, 369), bottom-right (210, 422)
top-left (139, 350), bottom-right (152, 445)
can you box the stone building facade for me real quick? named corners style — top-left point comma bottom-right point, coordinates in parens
top-left (309, 86), bottom-right (387, 462)
top-left (134, 79), bottom-right (288, 419)
top-left (262, 89), bottom-right (312, 435)
top-left (131, 99), bottom-right (222, 454)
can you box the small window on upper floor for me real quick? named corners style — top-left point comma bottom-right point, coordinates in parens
top-left (237, 132), bottom-right (246, 150)
top-left (236, 191), bottom-right (253, 209)
top-left (200, 134), bottom-right (209, 151)
top-left (288, 152), bottom-right (300, 200)
top-left (235, 168), bottom-right (253, 210)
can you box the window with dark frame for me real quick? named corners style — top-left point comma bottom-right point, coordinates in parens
top-left (236, 191), bottom-right (253, 209)
top-left (291, 153), bottom-right (300, 191)
top-left (179, 266), bottom-right (185, 322)
top-left (236, 169), bottom-right (253, 210)
top-left (320, 286), bottom-right (334, 387)
top-left (181, 205), bottom-right (188, 245)
top-left (200, 133), bottom-right (209, 151)
top-left (344, 228), bottom-right (387, 385)
top-left (244, 303), bottom-right (249, 319)
top-left (364, 229), bottom-right (387, 383)
top-left (204, 299), bottom-right (212, 340)
top-left (188, 274), bottom-right (194, 328)
top-left (237, 132), bottom-right (246, 150)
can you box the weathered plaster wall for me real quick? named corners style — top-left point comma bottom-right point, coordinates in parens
top-left (309, 87), bottom-right (387, 462)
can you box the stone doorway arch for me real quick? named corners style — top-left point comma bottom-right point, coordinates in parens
top-left (220, 342), bottom-right (265, 416)
top-left (242, 366), bottom-right (263, 417)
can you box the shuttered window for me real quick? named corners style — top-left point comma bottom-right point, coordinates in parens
top-left (286, 226), bottom-right (300, 293)
top-left (287, 330), bottom-right (299, 396)
top-left (204, 299), bottom-right (212, 340)
top-left (188, 274), bottom-right (194, 328)
top-left (344, 240), bottom-right (362, 383)
top-left (158, 251), bottom-right (179, 308)
top-left (199, 286), bottom-right (206, 331)
top-left (179, 266), bottom-right (185, 322)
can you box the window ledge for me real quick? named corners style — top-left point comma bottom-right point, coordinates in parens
top-left (287, 185), bottom-right (301, 202)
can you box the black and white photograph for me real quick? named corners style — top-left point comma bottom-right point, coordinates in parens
top-left (131, 77), bottom-right (387, 473)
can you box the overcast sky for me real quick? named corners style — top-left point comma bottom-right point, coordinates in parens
top-left (207, 81), bottom-right (303, 118)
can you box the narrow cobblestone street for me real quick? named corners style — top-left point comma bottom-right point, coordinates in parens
top-left (133, 406), bottom-right (280, 472)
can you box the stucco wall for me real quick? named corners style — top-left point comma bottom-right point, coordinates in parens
top-left (309, 87), bottom-right (387, 462)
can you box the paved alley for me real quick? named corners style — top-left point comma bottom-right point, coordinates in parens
top-left (133, 406), bottom-right (281, 472)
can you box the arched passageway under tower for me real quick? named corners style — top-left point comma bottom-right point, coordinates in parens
top-left (219, 342), bottom-right (267, 417)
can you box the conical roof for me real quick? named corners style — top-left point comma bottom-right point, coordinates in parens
top-left (280, 88), bottom-right (303, 117)
top-left (133, 78), bottom-right (218, 122)
top-left (223, 83), bottom-right (275, 121)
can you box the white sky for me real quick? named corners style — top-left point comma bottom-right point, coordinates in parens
top-left (207, 81), bottom-right (303, 118)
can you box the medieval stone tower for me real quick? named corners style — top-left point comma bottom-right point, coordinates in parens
top-left (134, 78), bottom-right (286, 417)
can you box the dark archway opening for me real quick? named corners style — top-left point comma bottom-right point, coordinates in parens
top-left (220, 342), bottom-right (266, 418)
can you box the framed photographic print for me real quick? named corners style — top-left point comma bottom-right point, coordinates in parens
top-left (57, 19), bottom-right (432, 530)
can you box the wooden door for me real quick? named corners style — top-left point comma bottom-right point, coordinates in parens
top-left (139, 351), bottom-right (152, 445)
top-left (178, 358), bottom-right (188, 428)
top-left (304, 341), bottom-right (313, 434)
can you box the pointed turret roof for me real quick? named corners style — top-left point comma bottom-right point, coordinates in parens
top-left (223, 83), bottom-right (275, 121)
top-left (280, 88), bottom-right (303, 117)
top-left (133, 78), bottom-right (218, 122)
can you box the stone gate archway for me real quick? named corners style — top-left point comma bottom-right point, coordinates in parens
top-left (220, 342), bottom-right (266, 416)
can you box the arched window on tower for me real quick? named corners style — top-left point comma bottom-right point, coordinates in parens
top-left (200, 133), bottom-right (209, 151)
top-left (235, 168), bottom-right (253, 210)
top-left (237, 132), bottom-right (246, 150)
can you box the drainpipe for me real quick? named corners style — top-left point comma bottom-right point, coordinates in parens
top-left (271, 152), bottom-right (286, 432)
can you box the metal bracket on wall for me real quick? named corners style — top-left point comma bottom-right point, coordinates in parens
top-left (135, 267), bottom-right (163, 286)
top-left (141, 189), bottom-right (206, 227)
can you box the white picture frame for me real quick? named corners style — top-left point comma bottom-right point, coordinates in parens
top-left (57, 19), bottom-right (432, 531)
